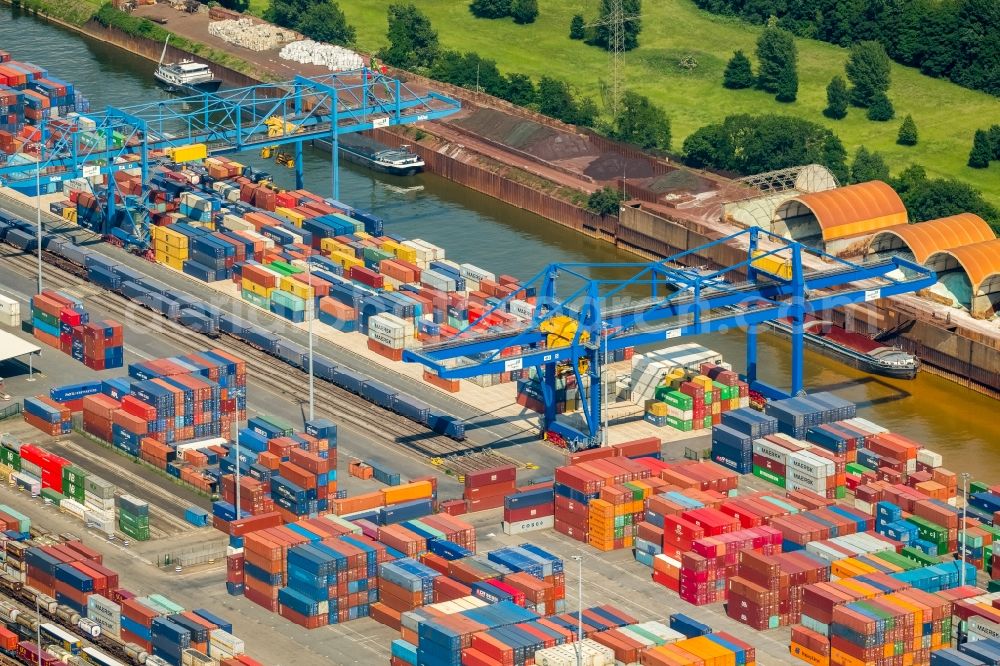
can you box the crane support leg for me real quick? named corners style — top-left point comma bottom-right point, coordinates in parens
top-left (746, 324), bottom-right (759, 386)
top-left (542, 363), bottom-right (557, 436)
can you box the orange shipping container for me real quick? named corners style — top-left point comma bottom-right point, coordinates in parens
top-left (382, 480), bottom-right (434, 505)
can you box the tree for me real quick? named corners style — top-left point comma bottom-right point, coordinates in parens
top-left (866, 91), bottom-right (894, 121)
top-left (537, 76), bottom-right (576, 121)
top-left (897, 115), bottom-right (918, 146)
top-left (381, 4), bottom-right (440, 70)
top-left (989, 125), bottom-right (1000, 160)
top-left (968, 129), bottom-right (993, 168)
top-left (430, 50), bottom-right (468, 86)
top-left (295, 1), bottom-right (355, 44)
top-left (891, 164), bottom-right (999, 228)
top-left (845, 40), bottom-right (891, 107)
top-left (611, 91), bottom-right (671, 150)
top-left (265, 0), bottom-right (354, 43)
top-left (469, 0), bottom-right (510, 19)
top-left (850, 146), bottom-right (889, 183)
top-left (775, 58), bottom-right (798, 102)
top-left (593, 0), bottom-right (642, 51)
top-left (722, 50), bottom-right (754, 89)
top-left (755, 27), bottom-right (797, 101)
top-left (682, 114), bottom-right (848, 182)
top-left (511, 0), bottom-right (538, 24)
top-left (503, 73), bottom-right (536, 106)
top-left (588, 187), bottom-right (624, 216)
top-left (823, 76), bottom-right (848, 119)
top-left (569, 14), bottom-right (585, 39)
top-left (573, 97), bottom-right (599, 127)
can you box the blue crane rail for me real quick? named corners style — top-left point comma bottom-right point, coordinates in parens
top-left (0, 70), bottom-right (461, 188)
top-left (403, 227), bottom-right (936, 447)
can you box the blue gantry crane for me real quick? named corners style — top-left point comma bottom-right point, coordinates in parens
top-left (403, 228), bottom-right (936, 450)
top-left (0, 68), bottom-right (460, 245)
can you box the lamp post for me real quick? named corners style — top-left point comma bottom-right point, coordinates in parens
top-left (602, 323), bottom-right (609, 448)
top-left (307, 259), bottom-right (315, 421)
top-left (960, 472), bottom-right (971, 587)
top-left (35, 596), bottom-right (42, 666)
top-left (570, 555), bottom-right (583, 666)
top-left (35, 154), bottom-right (43, 295)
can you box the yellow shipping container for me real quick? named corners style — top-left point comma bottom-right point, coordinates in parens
top-left (241, 279), bottom-right (272, 298)
top-left (354, 231), bottom-right (371, 240)
top-left (321, 237), bottom-right (350, 255)
top-left (381, 480), bottom-right (433, 505)
top-left (162, 256), bottom-right (184, 271)
top-left (274, 207), bottom-right (306, 227)
top-left (162, 227), bottom-right (190, 249)
top-left (330, 251), bottom-right (363, 271)
top-left (675, 636), bottom-right (736, 666)
top-left (62, 208), bottom-right (77, 224)
top-left (645, 400), bottom-right (668, 417)
top-left (168, 143), bottom-right (208, 163)
top-left (751, 249), bottom-right (793, 280)
top-left (384, 240), bottom-right (417, 264)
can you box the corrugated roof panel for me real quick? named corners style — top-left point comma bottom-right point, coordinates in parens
top-left (871, 214), bottom-right (995, 263)
top-left (786, 181), bottom-right (907, 241)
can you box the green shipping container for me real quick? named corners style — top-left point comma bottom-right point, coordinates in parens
top-left (846, 462), bottom-right (873, 475)
top-left (62, 467), bottom-right (87, 503)
top-left (905, 516), bottom-right (948, 552)
top-left (257, 414), bottom-right (295, 437)
top-left (32, 310), bottom-right (58, 327)
top-left (703, 415), bottom-right (713, 429)
top-left (241, 289), bottom-right (269, 309)
top-left (753, 465), bottom-right (786, 488)
top-left (40, 488), bottom-right (64, 505)
top-left (835, 486), bottom-right (847, 499)
top-left (971, 481), bottom-right (990, 495)
top-left (665, 416), bottom-right (692, 432)
top-left (900, 546), bottom-right (941, 567)
top-left (0, 447), bottom-right (20, 471)
top-left (656, 388), bottom-right (692, 409)
top-left (119, 512), bottom-right (150, 529)
top-left (120, 522), bottom-right (150, 541)
top-left (268, 260), bottom-right (302, 276)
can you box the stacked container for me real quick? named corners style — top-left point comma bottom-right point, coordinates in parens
top-left (22, 396), bottom-right (72, 436)
top-left (502, 482), bottom-right (555, 535)
top-left (79, 319), bottom-right (124, 370)
top-left (464, 466), bottom-right (517, 513)
top-left (118, 494), bottom-right (150, 541)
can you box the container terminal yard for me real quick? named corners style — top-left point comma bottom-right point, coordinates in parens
top-left (1, 12), bottom-right (1000, 666)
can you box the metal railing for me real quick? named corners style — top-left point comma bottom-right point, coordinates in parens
top-left (0, 404), bottom-right (21, 421)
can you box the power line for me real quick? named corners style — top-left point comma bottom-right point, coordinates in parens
top-left (586, 0), bottom-right (641, 118)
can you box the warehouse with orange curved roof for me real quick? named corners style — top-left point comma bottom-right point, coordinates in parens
top-left (772, 181), bottom-right (907, 255)
top-left (866, 213), bottom-right (996, 263)
top-left (925, 239), bottom-right (1000, 318)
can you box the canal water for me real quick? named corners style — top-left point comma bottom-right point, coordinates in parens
top-left (3, 8), bottom-right (997, 477)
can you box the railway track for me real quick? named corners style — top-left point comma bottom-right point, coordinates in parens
top-left (0, 247), bottom-right (523, 477)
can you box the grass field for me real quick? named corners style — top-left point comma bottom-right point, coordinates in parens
top-left (339, 0), bottom-right (1000, 207)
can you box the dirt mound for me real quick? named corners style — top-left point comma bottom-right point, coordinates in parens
top-left (647, 169), bottom-right (715, 194)
top-left (584, 153), bottom-right (655, 181)
top-left (451, 108), bottom-right (595, 162)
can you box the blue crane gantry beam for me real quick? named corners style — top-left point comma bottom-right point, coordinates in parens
top-left (0, 69), bottom-right (460, 241)
top-left (402, 227), bottom-right (936, 450)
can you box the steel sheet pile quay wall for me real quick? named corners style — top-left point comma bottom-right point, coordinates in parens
top-left (552, 442), bottom-right (737, 552)
top-left (0, 437), bottom-right (115, 532)
top-left (29, 289), bottom-right (123, 370)
top-left (215, 414), bottom-right (338, 524)
top-left (5, 533), bottom-right (266, 666)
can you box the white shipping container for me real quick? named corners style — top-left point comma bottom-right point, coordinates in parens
top-left (534, 639), bottom-right (614, 666)
top-left (369, 313), bottom-right (414, 337)
top-left (209, 630), bottom-right (245, 655)
top-left (0, 295), bottom-right (20, 327)
top-left (368, 329), bottom-right (408, 350)
top-left (410, 239), bottom-right (445, 261)
top-left (969, 616), bottom-right (1000, 642)
top-left (917, 449), bottom-right (943, 468)
top-left (501, 515), bottom-right (555, 535)
top-left (400, 241), bottom-right (431, 268)
top-left (509, 299), bottom-right (535, 319)
top-left (221, 214), bottom-right (254, 232)
top-left (844, 417), bottom-right (888, 435)
top-left (631, 621), bottom-right (685, 644)
top-left (460, 263), bottom-right (496, 284)
top-left (421, 269), bottom-right (457, 293)
top-left (753, 440), bottom-right (788, 464)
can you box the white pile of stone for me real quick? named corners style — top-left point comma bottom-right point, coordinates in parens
top-left (208, 18), bottom-right (294, 51)
top-left (279, 40), bottom-right (364, 71)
